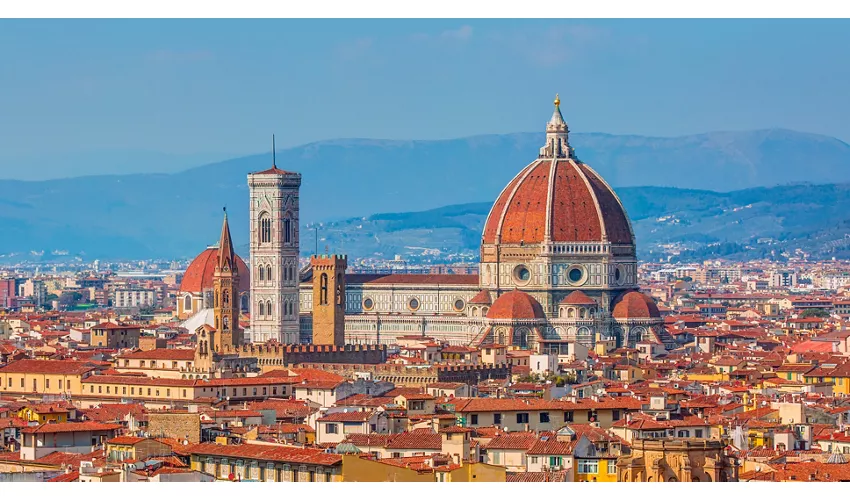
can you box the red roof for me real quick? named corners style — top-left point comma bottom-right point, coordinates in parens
top-left (482, 158), bottom-right (633, 246)
top-left (107, 436), bottom-right (148, 445)
top-left (611, 290), bottom-right (661, 319)
top-left (117, 348), bottom-right (196, 361)
top-left (487, 290), bottom-right (545, 320)
top-left (21, 422), bottom-right (122, 434)
top-left (185, 442), bottom-right (341, 466)
top-left (252, 166), bottom-right (295, 176)
top-left (317, 411), bottom-right (375, 422)
top-left (179, 247), bottom-right (249, 294)
top-left (560, 290), bottom-right (597, 305)
top-left (468, 290), bottom-right (492, 305)
top-left (0, 359), bottom-right (97, 376)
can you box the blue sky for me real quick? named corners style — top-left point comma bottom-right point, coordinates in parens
top-left (1, 19), bottom-right (849, 179)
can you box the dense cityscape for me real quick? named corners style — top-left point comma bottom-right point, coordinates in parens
top-left (2, 96), bottom-right (850, 484)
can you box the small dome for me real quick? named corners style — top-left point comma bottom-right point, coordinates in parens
top-left (611, 291), bottom-right (661, 320)
top-left (469, 290), bottom-right (493, 305)
top-left (180, 247), bottom-right (250, 295)
top-left (560, 290), bottom-right (597, 306)
top-left (487, 290), bottom-right (545, 320)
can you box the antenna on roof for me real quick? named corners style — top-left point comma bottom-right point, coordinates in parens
top-left (272, 134), bottom-right (277, 167)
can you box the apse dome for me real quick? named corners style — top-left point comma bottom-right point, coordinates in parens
top-left (180, 246), bottom-right (250, 295)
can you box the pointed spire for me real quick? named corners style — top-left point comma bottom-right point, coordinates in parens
top-left (217, 207), bottom-right (236, 273)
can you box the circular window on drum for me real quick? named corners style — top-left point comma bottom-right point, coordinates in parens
top-left (513, 264), bottom-right (532, 285)
top-left (615, 264), bottom-right (626, 285)
top-left (453, 299), bottom-right (465, 312)
top-left (362, 297), bottom-right (374, 311)
top-left (408, 297), bottom-right (421, 311)
top-left (567, 265), bottom-right (587, 285)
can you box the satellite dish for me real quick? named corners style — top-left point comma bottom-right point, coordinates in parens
top-left (503, 427), bottom-right (509, 432)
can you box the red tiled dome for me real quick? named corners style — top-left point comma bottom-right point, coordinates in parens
top-left (560, 290), bottom-right (597, 306)
top-left (482, 158), bottom-right (633, 246)
top-left (469, 290), bottom-right (493, 305)
top-left (180, 247), bottom-right (250, 295)
top-left (611, 291), bottom-right (660, 320)
top-left (486, 290), bottom-right (545, 321)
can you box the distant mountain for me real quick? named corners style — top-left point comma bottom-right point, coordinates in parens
top-left (317, 183), bottom-right (850, 263)
top-left (1, 129), bottom-right (850, 260)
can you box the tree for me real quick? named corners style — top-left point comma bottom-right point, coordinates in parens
top-left (58, 291), bottom-right (83, 308)
top-left (800, 308), bottom-right (829, 318)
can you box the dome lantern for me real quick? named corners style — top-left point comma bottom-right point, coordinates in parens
top-left (540, 93), bottom-right (571, 159)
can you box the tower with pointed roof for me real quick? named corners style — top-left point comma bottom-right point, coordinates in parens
top-left (248, 137), bottom-right (302, 344)
top-left (213, 209), bottom-right (243, 349)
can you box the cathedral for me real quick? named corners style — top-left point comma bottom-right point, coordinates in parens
top-left (179, 95), bottom-right (671, 353)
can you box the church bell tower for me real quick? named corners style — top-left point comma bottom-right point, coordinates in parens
top-left (248, 137), bottom-right (302, 344)
top-left (213, 209), bottom-right (243, 350)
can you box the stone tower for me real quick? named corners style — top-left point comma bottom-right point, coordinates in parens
top-left (248, 141), bottom-right (302, 344)
top-left (194, 324), bottom-right (216, 373)
top-left (213, 210), bottom-right (243, 350)
top-left (310, 254), bottom-right (347, 346)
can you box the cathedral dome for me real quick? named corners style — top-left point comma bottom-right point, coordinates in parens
top-left (482, 96), bottom-right (633, 247)
top-left (180, 246), bottom-right (250, 295)
top-left (611, 291), bottom-right (661, 320)
top-left (487, 290), bottom-right (545, 320)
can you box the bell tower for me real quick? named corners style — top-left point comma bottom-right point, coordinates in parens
top-left (214, 209), bottom-right (242, 350)
top-left (248, 137), bottom-right (302, 344)
top-left (310, 254), bottom-right (346, 346)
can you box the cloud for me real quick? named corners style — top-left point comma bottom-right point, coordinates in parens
top-left (410, 25), bottom-right (474, 43)
top-left (146, 49), bottom-right (215, 64)
top-left (439, 25), bottom-right (474, 42)
top-left (491, 24), bottom-right (612, 68)
top-left (334, 37), bottom-right (375, 62)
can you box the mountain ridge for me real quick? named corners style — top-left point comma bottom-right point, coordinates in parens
top-left (2, 128), bottom-right (850, 260)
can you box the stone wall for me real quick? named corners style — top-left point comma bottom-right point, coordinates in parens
top-left (139, 336), bottom-right (167, 351)
top-left (292, 362), bottom-right (511, 388)
top-left (223, 343), bottom-right (387, 368)
top-left (147, 412), bottom-right (201, 443)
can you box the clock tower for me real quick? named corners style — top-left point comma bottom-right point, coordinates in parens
top-left (248, 138), bottom-right (302, 343)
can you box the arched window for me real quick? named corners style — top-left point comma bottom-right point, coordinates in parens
top-left (222, 316), bottom-right (229, 332)
top-left (214, 291), bottom-right (219, 308)
top-left (267, 265), bottom-right (273, 283)
top-left (320, 273), bottom-right (329, 305)
top-left (259, 213), bottom-right (271, 244)
top-left (184, 295), bottom-right (192, 311)
top-left (259, 301), bottom-right (265, 318)
top-left (222, 289), bottom-right (230, 306)
top-left (336, 273), bottom-right (343, 305)
top-left (267, 300), bottom-right (273, 319)
top-left (283, 216), bottom-right (292, 244)
top-left (259, 266), bottom-right (265, 281)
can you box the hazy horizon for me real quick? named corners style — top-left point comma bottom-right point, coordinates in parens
top-left (2, 19), bottom-right (850, 180)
